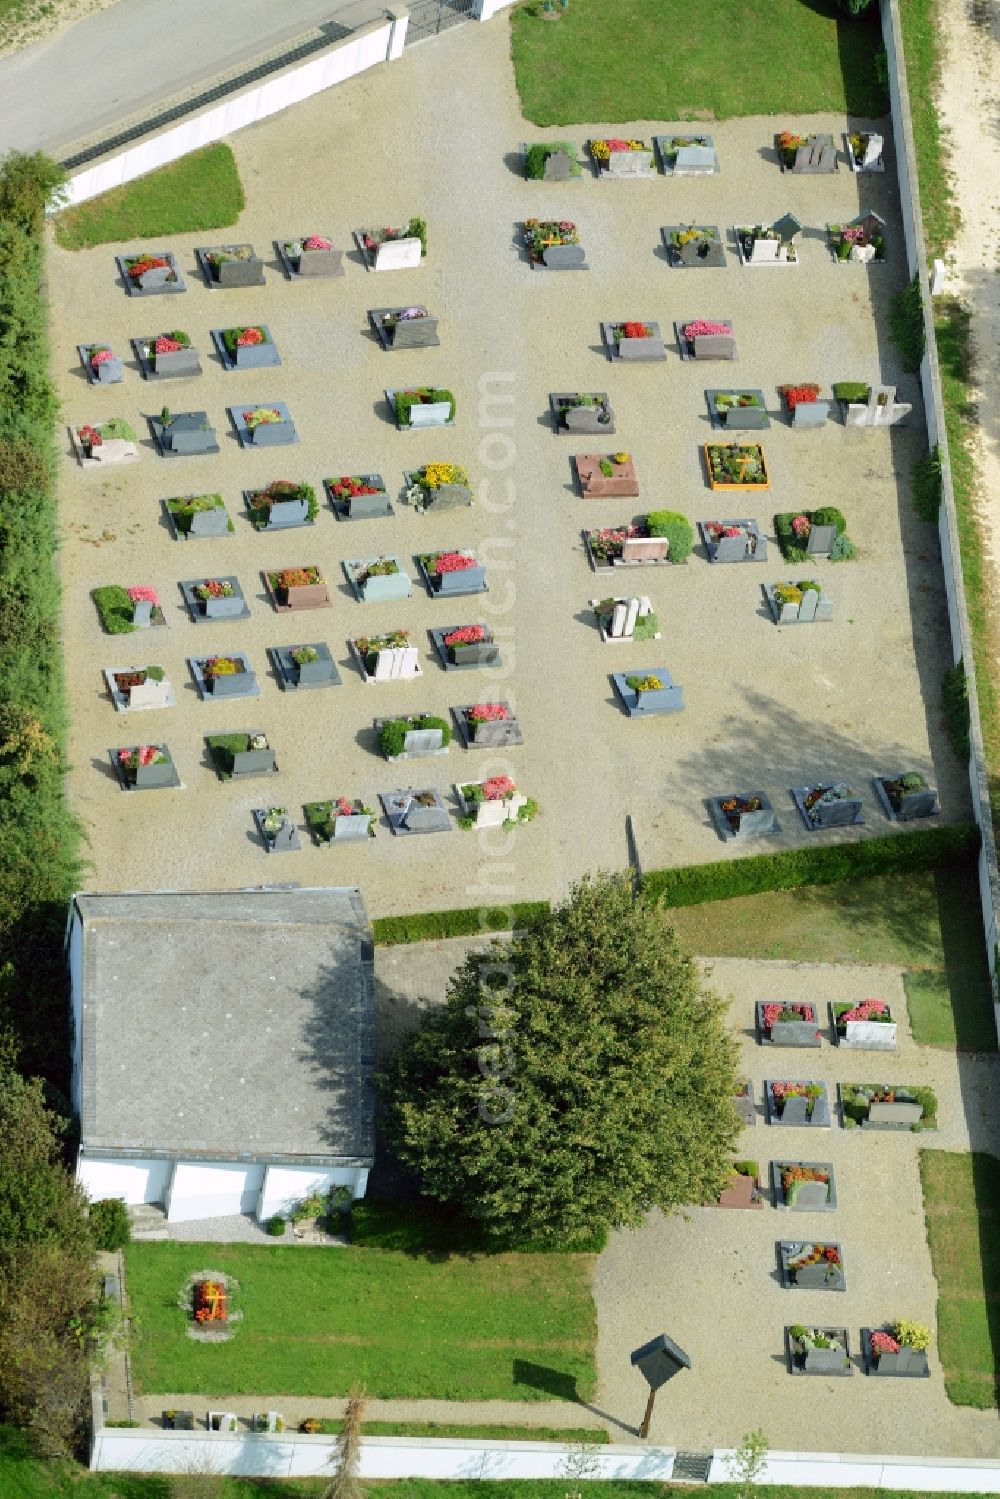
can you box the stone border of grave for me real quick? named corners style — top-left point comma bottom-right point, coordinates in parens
top-left (583, 525), bottom-right (673, 573)
top-left (698, 520), bottom-right (767, 564)
top-left (520, 141), bottom-right (584, 182)
top-left (69, 423), bottom-right (140, 469)
top-left (830, 1002), bottom-right (897, 1052)
top-left (417, 552), bottom-right (489, 598)
top-left (754, 1001), bottom-right (822, 1048)
top-left (205, 729), bottom-right (278, 781)
top-left (268, 643), bottom-right (341, 692)
top-left (600, 321), bottom-right (667, 362)
top-left (674, 319), bottom-right (737, 362)
top-left (163, 494), bottom-right (233, 542)
top-left (110, 742), bottom-right (181, 791)
top-left (611, 668), bottom-right (684, 717)
top-left (117, 252), bottom-right (186, 297)
top-left (860, 1329), bottom-right (931, 1378)
top-left (262, 568), bottom-right (331, 614)
top-left (574, 452), bottom-right (639, 497)
top-left (243, 486), bottom-right (316, 534)
top-left (764, 1080), bottom-right (831, 1128)
top-left (343, 556), bottom-right (413, 604)
top-left (228, 403), bottom-right (299, 450)
top-left (714, 1161), bottom-right (764, 1210)
top-left (838, 1083), bottom-right (935, 1133)
top-left (845, 132), bottom-right (885, 174)
top-left (785, 1326), bottom-right (854, 1377)
top-left (777, 131), bottom-right (839, 175)
top-left (187, 652), bottom-right (260, 702)
top-left (353, 228), bottom-right (424, 273)
top-left (378, 787), bottom-right (452, 836)
top-left (386, 387), bottom-right (455, 432)
top-left (195, 245), bottom-right (266, 289)
top-left (304, 798), bottom-right (376, 845)
top-left (707, 792), bottom-right (779, 841)
top-left (374, 715), bottom-right (451, 764)
top-left (705, 390), bottom-right (770, 431)
top-left (324, 474), bottom-right (393, 521)
top-left (703, 442), bottom-right (770, 490)
top-left (779, 1240), bottom-right (846, 1292)
top-left (660, 225), bottom-right (727, 270)
top-left (549, 391), bottom-right (615, 434)
top-left (792, 784), bottom-right (865, 832)
top-left (733, 223), bottom-right (801, 268)
top-left (349, 634), bottom-right (422, 685)
top-left (771, 1161), bottom-right (838, 1212)
top-left (252, 807), bottom-right (301, 853)
top-left (274, 236), bottom-right (345, 279)
top-left (872, 773), bottom-right (940, 822)
top-left (764, 582), bottom-right (834, 625)
top-left (429, 624), bottom-right (502, 673)
top-left (149, 411), bottom-right (219, 458)
top-left (733, 1079), bottom-right (756, 1127)
top-left (211, 326), bottom-right (282, 373)
top-left (179, 576), bottom-right (251, 624)
top-left (653, 133), bottom-right (719, 175)
top-left (590, 596), bottom-right (661, 645)
top-left (450, 703), bottom-right (524, 750)
top-left (78, 343), bottom-right (125, 385)
top-left (368, 307), bottom-right (440, 351)
top-left (132, 335), bottom-right (203, 383)
top-left (103, 665), bottom-right (176, 714)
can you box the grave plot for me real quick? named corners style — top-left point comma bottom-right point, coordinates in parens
top-left (699, 519), bottom-right (766, 563)
top-left (765, 1080), bottom-right (831, 1127)
top-left (734, 213), bottom-right (802, 267)
top-left (229, 404), bottom-right (298, 448)
top-left (827, 211), bottom-right (887, 264)
top-left (611, 668), bottom-right (684, 717)
top-left (103, 664), bottom-right (175, 713)
top-left (276, 234), bottom-right (345, 278)
top-left (344, 555), bottom-right (413, 604)
top-left (601, 320), bottom-right (667, 361)
top-left (212, 324), bottom-right (281, 372)
top-left (92, 584), bottom-right (166, 633)
top-left (206, 730), bottom-right (277, 780)
top-left (550, 391), bottom-right (615, 433)
top-left (585, 513), bottom-right (692, 571)
top-left (793, 782), bottom-right (864, 831)
top-left (263, 566), bottom-right (331, 613)
top-left (831, 999), bottom-right (897, 1050)
top-left (354, 218), bottom-right (427, 271)
top-left (706, 390), bottom-right (769, 431)
top-left (376, 714), bottom-right (452, 763)
top-left (575, 451), bottom-right (638, 497)
top-left (773, 508), bottom-right (855, 562)
top-left (713, 1160), bottom-right (762, 1210)
top-left (369, 305), bottom-right (440, 349)
top-left (786, 1326), bottom-right (853, 1376)
top-left (733, 1078), bottom-right (756, 1127)
top-left (403, 463), bottom-right (473, 512)
top-left (78, 342), bottom-right (124, 385)
top-left (523, 219), bottom-right (587, 271)
top-left (180, 576), bottom-right (251, 623)
top-left (590, 595), bottom-right (660, 644)
top-left (832, 382), bottom-right (912, 427)
top-left (325, 473), bottom-right (393, 521)
top-left (589, 137), bottom-right (655, 178)
top-left (389, 388), bottom-right (455, 431)
top-left (778, 383), bottom-right (830, 428)
top-left (755, 1002), bottom-right (822, 1048)
top-left (455, 775), bottom-right (538, 831)
top-left (703, 443), bottom-right (769, 489)
top-left (111, 742), bottom-right (180, 791)
top-left (268, 643), bottom-right (341, 692)
top-left (149, 409), bottom-right (219, 458)
top-left (653, 133), bottom-right (719, 175)
top-left (862, 1324), bottom-right (932, 1377)
top-left (707, 792), bottom-right (779, 842)
top-left (188, 652), bottom-right (260, 702)
top-left (846, 130), bottom-right (885, 173)
top-left (662, 225), bottom-right (726, 269)
top-left (772, 1162), bottom-right (837, 1211)
top-left (417, 550), bottom-right (488, 597)
top-left (133, 329), bottom-right (202, 382)
top-left (304, 797), bottom-right (377, 844)
top-left (839, 1083), bottom-right (937, 1132)
top-left (776, 131), bottom-right (839, 173)
top-left (164, 493), bottom-right (233, 540)
top-left (117, 251), bottom-right (185, 296)
top-left (675, 318), bottom-right (736, 361)
top-left (764, 580), bottom-right (833, 625)
top-left (430, 623), bottom-right (502, 671)
top-left (522, 141), bottom-right (583, 181)
top-left (350, 630), bottom-right (422, 683)
top-left (245, 480), bottom-right (317, 532)
top-left (874, 772), bottom-right (940, 821)
top-left (72, 418), bottom-right (138, 468)
top-left (379, 787), bottom-right (452, 836)
top-left (253, 807), bottom-right (301, 853)
top-left (196, 243), bottom-right (266, 288)
top-left (451, 701), bottom-right (524, 750)
top-left (780, 1241), bottom-right (845, 1291)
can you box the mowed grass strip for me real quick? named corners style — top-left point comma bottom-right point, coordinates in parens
top-left (125, 1243), bottom-right (595, 1400)
top-left (510, 0), bottom-right (884, 125)
top-left (920, 1150), bottom-right (1000, 1410)
top-left (54, 144), bottom-right (244, 250)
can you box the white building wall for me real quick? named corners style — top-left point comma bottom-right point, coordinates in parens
top-left (258, 1164), bottom-right (367, 1220)
top-left (68, 910), bottom-right (84, 1115)
top-left (166, 1161), bottom-right (264, 1222)
top-left (78, 1155), bottom-right (172, 1207)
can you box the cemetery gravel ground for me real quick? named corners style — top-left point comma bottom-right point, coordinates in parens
top-left (49, 18), bottom-right (969, 918)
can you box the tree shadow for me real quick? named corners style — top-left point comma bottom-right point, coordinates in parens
top-left (512, 1357), bottom-right (579, 1400)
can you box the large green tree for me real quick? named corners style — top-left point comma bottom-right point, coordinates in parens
top-left (380, 874), bottom-right (740, 1244)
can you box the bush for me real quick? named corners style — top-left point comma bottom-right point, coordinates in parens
top-left (641, 824), bottom-right (979, 908)
top-left (890, 273), bottom-right (927, 372)
top-left (645, 509), bottom-right (694, 562)
top-left (373, 901), bottom-right (549, 945)
top-left (942, 660), bottom-right (971, 761)
top-left (832, 381), bottom-right (870, 402)
top-left (913, 445), bottom-right (943, 522)
top-left (379, 714), bottom-right (451, 759)
top-left (91, 586), bottom-right (136, 636)
top-left (89, 1197), bottom-right (130, 1251)
top-left (265, 1215), bottom-right (286, 1237)
top-left (836, 0), bottom-right (876, 12)
top-left (525, 141), bottom-right (580, 178)
top-left (395, 388), bottom-right (455, 426)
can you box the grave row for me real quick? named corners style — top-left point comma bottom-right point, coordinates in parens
top-left (521, 130), bottom-right (886, 181)
top-left (732, 1079), bottom-right (936, 1133)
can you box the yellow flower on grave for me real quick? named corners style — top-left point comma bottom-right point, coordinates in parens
top-left (422, 462), bottom-right (467, 489)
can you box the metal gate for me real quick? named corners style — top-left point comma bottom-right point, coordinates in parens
top-left (405, 0), bottom-right (476, 45)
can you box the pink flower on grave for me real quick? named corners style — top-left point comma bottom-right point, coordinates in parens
top-left (154, 336), bottom-right (183, 354)
top-left (444, 625), bottom-right (486, 646)
top-left (335, 796), bottom-right (355, 818)
top-left (684, 320), bottom-right (732, 338)
top-left (839, 998), bottom-right (889, 1024)
top-left (126, 585), bottom-right (160, 606)
top-left (236, 327), bottom-right (264, 346)
top-left (871, 1330), bottom-right (900, 1356)
top-left (431, 551), bottom-right (476, 574)
top-left (481, 775), bottom-right (516, 801)
top-left (840, 226), bottom-right (866, 243)
top-left (467, 703), bottom-right (509, 723)
top-left (303, 235), bottom-right (332, 251)
top-left (791, 514), bottom-right (811, 537)
top-left (761, 1003), bottom-right (815, 1031)
top-left (397, 307), bottom-right (426, 321)
top-left (721, 526), bottom-right (743, 537)
top-left (89, 347), bottom-right (114, 366)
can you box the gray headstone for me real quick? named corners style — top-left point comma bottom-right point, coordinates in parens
top-left (814, 797), bottom-right (859, 827)
top-left (188, 507), bottom-right (230, 538)
top-left (543, 150), bottom-right (572, 181)
top-left (132, 599), bottom-right (152, 628)
top-left (674, 144), bottom-right (715, 174)
top-left (797, 589), bottom-right (819, 622)
top-left (694, 334), bottom-right (736, 360)
top-left (780, 1095), bottom-right (810, 1125)
top-left (772, 211), bottom-right (803, 243)
top-left (790, 1179), bottom-right (829, 1208)
top-left (794, 1260), bottom-right (838, 1290)
top-left (402, 728), bottom-right (443, 757)
top-left (542, 243), bottom-right (586, 269)
top-left (270, 820), bottom-right (296, 851)
top-left (806, 525), bottom-right (838, 556)
top-left (869, 1100), bottom-right (922, 1125)
top-left (792, 400), bottom-right (829, 429)
top-left (404, 803), bottom-right (450, 833)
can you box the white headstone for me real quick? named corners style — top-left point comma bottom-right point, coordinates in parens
top-left (409, 401), bottom-right (451, 429)
top-left (374, 236), bottom-right (421, 272)
top-left (399, 646), bottom-right (420, 678)
top-left (750, 237), bottom-right (780, 263)
top-left (638, 596), bottom-right (652, 616)
top-left (610, 602), bottom-right (627, 638)
top-left (94, 438), bottom-right (136, 465)
top-left (862, 132), bottom-right (883, 168)
top-left (132, 600), bottom-right (153, 628)
top-left (851, 242), bottom-right (876, 263)
top-left (372, 649), bottom-right (397, 682)
top-left (623, 597), bottom-right (639, 636)
top-left (931, 258), bottom-right (946, 295)
top-left (129, 678), bottom-right (169, 709)
top-left (844, 1019), bottom-right (897, 1049)
top-left (674, 144), bottom-right (715, 174)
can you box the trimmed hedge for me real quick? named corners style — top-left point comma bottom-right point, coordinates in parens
top-left (349, 1198), bottom-right (607, 1254)
top-left (372, 901), bottom-right (549, 945)
top-left (942, 660), bottom-right (971, 761)
top-left (641, 824), bottom-right (979, 907)
top-left (890, 272), bottom-right (927, 372)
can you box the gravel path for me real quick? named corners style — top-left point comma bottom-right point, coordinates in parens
top-left (48, 18), bottom-right (966, 920)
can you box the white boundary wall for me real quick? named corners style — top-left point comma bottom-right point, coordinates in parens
top-left (61, 12), bottom-right (409, 209)
top-left (475, 0), bottom-right (518, 20)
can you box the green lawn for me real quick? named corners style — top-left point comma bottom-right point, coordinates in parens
top-left (510, 0), bottom-right (884, 125)
top-left (125, 1243), bottom-right (595, 1400)
top-left (53, 144), bottom-right (244, 251)
top-left (920, 1151), bottom-right (1000, 1409)
top-left (665, 865), bottom-right (995, 1050)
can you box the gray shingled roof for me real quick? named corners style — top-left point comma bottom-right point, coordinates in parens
top-left (75, 888), bottom-right (374, 1164)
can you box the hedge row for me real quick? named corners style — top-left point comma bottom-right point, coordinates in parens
top-left (372, 901), bottom-right (549, 946)
top-left (0, 154), bottom-right (82, 1087)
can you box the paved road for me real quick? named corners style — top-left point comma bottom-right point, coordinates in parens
top-left (0, 0), bottom-right (387, 156)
